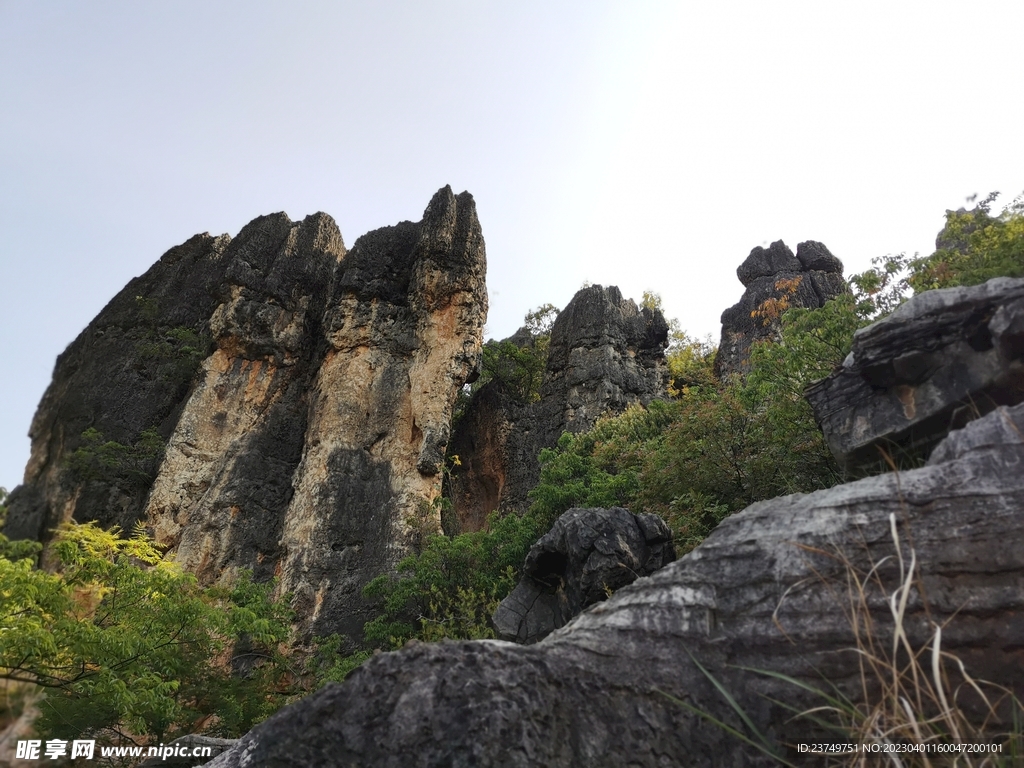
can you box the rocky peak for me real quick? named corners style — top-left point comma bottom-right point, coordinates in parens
top-left (447, 284), bottom-right (668, 532)
top-left (715, 239), bottom-right (848, 379)
top-left (5, 187), bottom-right (487, 643)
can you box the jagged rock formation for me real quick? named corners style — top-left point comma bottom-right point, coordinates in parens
top-left (715, 239), bottom-right (848, 379)
top-left (4, 187), bottom-right (487, 640)
top-left (204, 394), bottom-right (1024, 767)
top-left (492, 506), bottom-right (675, 644)
top-left (806, 276), bottom-right (1024, 475)
top-left (447, 286), bottom-right (668, 531)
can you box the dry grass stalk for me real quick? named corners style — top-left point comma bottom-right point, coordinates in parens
top-left (795, 512), bottom-right (1023, 768)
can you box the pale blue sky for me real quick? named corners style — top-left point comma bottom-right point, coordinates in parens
top-left (2, 1), bottom-right (1023, 491)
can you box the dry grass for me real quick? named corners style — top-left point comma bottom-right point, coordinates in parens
top-left (666, 509), bottom-right (1023, 767)
top-left (774, 511), bottom-right (1024, 767)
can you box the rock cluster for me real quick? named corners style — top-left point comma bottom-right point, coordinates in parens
top-left (204, 279), bottom-right (1024, 767)
top-left (204, 398), bottom-right (1024, 768)
top-left (492, 506), bottom-right (675, 644)
top-left (447, 285), bottom-right (668, 531)
top-left (807, 276), bottom-right (1024, 474)
top-left (715, 239), bottom-right (847, 378)
top-left (4, 187), bottom-right (487, 641)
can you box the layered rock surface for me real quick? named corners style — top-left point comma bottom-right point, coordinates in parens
top-left (807, 276), bottom-right (1024, 475)
top-left (447, 285), bottom-right (668, 531)
top-left (204, 396), bottom-right (1024, 767)
top-left (715, 239), bottom-right (848, 378)
top-left (5, 187), bottom-right (487, 639)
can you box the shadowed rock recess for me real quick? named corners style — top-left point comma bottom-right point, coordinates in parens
top-left (4, 186), bottom-right (487, 640)
top-left (493, 506), bottom-right (675, 645)
top-left (205, 396), bottom-right (1024, 767)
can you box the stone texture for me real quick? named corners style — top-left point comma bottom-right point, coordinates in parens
top-left (715, 239), bottom-right (848, 379)
top-left (204, 401), bottom-right (1024, 768)
top-left (806, 276), bottom-right (1024, 475)
top-left (5, 187), bottom-right (488, 642)
top-left (275, 188), bottom-right (487, 640)
top-left (492, 506), bottom-right (675, 644)
top-left (4, 232), bottom-right (232, 541)
top-left (447, 285), bottom-right (668, 531)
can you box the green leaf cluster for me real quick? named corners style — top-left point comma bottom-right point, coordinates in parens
top-left (64, 427), bottom-right (166, 489)
top-left (909, 192), bottom-right (1024, 291)
top-left (850, 193), bottom-right (1024, 319)
top-left (356, 510), bottom-right (539, 652)
top-left (0, 523), bottom-right (293, 747)
top-left (530, 295), bottom-right (859, 554)
top-left (131, 296), bottom-right (211, 386)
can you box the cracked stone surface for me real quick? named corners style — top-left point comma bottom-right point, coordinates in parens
top-left (492, 506), bottom-right (675, 644)
top-left (807, 276), bottom-right (1024, 475)
top-left (4, 187), bottom-right (488, 642)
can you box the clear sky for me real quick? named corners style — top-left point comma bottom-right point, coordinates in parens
top-left (2, 1), bottom-right (1022, 492)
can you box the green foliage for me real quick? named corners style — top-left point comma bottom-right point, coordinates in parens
top-left (528, 401), bottom-right (677, 530)
top-left (466, 304), bottom-right (560, 407)
top-left (530, 294), bottom-right (855, 553)
top-left (0, 523), bottom-right (293, 746)
top-left (666, 333), bottom-right (718, 394)
top-left (479, 339), bottom-right (549, 404)
top-left (849, 252), bottom-right (914, 319)
top-left (325, 510), bottom-right (543, 677)
top-left (64, 426), bottom-right (166, 489)
top-left (909, 192), bottom-right (1024, 292)
top-left (132, 296), bottom-right (210, 386)
top-left (305, 635), bottom-right (372, 686)
top-left (850, 193), bottom-right (1024, 320)
top-left (522, 303), bottom-right (559, 337)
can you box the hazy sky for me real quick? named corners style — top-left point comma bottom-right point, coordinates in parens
top-left (2, 1), bottom-right (1022, 492)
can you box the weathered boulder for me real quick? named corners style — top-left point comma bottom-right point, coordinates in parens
top-left (806, 276), bottom-right (1024, 475)
top-left (203, 401), bottom-right (1024, 767)
top-left (5, 186), bottom-right (488, 642)
top-left (447, 285), bottom-right (668, 531)
top-left (492, 506), bottom-right (675, 644)
top-left (715, 239), bottom-right (848, 379)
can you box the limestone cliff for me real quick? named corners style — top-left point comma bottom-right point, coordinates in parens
top-left (447, 285), bottom-right (668, 532)
top-left (5, 186), bottom-right (487, 640)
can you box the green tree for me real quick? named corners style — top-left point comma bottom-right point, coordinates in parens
top-left (908, 192), bottom-right (1024, 291)
top-left (0, 523), bottom-right (292, 746)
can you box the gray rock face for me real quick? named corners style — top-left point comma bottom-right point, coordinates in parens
top-left (5, 187), bottom-right (488, 642)
top-left (3, 232), bottom-right (232, 541)
top-left (715, 239), bottom-right (848, 379)
top-left (447, 285), bottom-right (668, 531)
top-left (806, 276), bottom-right (1024, 475)
top-left (204, 401), bottom-right (1024, 767)
top-left (492, 507), bottom-right (675, 644)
